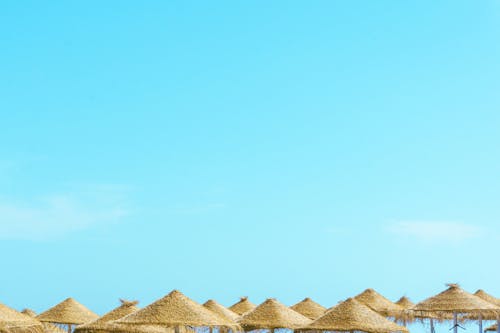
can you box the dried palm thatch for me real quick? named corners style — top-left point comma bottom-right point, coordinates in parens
top-left (401, 308), bottom-right (451, 324)
top-left (354, 289), bottom-right (405, 319)
top-left (0, 303), bottom-right (44, 333)
top-left (410, 284), bottom-right (500, 319)
top-left (474, 290), bottom-right (500, 307)
top-left (20, 312), bottom-right (36, 319)
top-left (96, 323), bottom-right (196, 333)
top-left (74, 300), bottom-right (139, 333)
top-left (393, 297), bottom-right (415, 325)
top-left (111, 290), bottom-right (240, 332)
top-left (0, 323), bottom-right (9, 333)
top-left (237, 298), bottom-right (311, 330)
top-left (37, 298), bottom-right (98, 325)
top-left (19, 310), bottom-right (65, 333)
top-left (290, 298), bottom-right (326, 320)
top-left (202, 300), bottom-right (239, 322)
top-left (299, 298), bottom-right (408, 333)
top-left (228, 298), bottom-right (255, 316)
top-left (463, 290), bottom-right (500, 321)
top-left (42, 323), bottom-right (68, 333)
top-left (395, 298), bottom-right (414, 310)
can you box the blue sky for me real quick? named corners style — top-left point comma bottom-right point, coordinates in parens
top-left (1, 0), bottom-right (500, 323)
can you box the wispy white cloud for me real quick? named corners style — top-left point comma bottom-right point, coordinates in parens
top-left (0, 185), bottom-right (129, 240)
top-left (387, 221), bottom-right (482, 243)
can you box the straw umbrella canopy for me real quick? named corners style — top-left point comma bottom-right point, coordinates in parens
top-left (290, 298), bottom-right (326, 320)
top-left (228, 298), bottom-right (256, 316)
top-left (110, 290), bottom-right (240, 332)
top-left (465, 290), bottom-right (500, 333)
top-left (299, 298), bottom-right (408, 333)
top-left (0, 303), bottom-right (44, 333)
top-left (74, 300), bottom-right (139, 333)
top-left (474, 290), bottom-right (500, 308)
top-left (354, 289), bottom-right (405, 319)
top-left (393, 297), bottom-right (415, 325)
top-left (462, 290), bottom-right (500, 321)
top-left (237, 298), bottom-right (311, 331)
top-left (21, 309), bottom-right (63, 333)
top-left (20, 312), bottom-right (37, 319)
top-left (202, 300), bottom-right (239, 322)
top-left (410, 284), bottom-right (500, 319)
top-left (410, 284), bottom-right (500, 333)
top-left (37, 298), bottom-right (98, 326)
top-left (395, 298), bottom-right (414, 310)
top-left (20, 310), bottom-right (65, 333)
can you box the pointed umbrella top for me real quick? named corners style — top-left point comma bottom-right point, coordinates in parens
top-left (411, 284), bottom-right (500, 319)
top-left (20, 310), bottom-right (36, 318)
top-left (75, 299), bottom-right (139, 333)
top-left (462, 290), bottom-right (500, 320)
top-left (237, 298), bottom-right (311, 330)
top-left (474, 290), bottom-right (500, 307)
top-left (393, 297), bottom-right (419, 324)
top-left (354, 289), bottom-right (405, 318)
top-left (228, 297), bottom-right (256, 316)
top-left (22, 307), bottom-right (67, 333)
top-left (0, 303), bottom-right (44, 333)
top-left (395, 297), bottom-right (414, 310)
top-left (114, 290), bottom-right (239, 330)
top-left (300, 298), bottom-right (408, 333)
top-left (37, 298), bottom-right (98, 325)
top-left (290, 298), bottom-right (327, 320)
top-left (203, 300), bottom-right (239, 322)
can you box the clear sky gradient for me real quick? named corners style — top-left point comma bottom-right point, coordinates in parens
top-left (1, 0), bottom-right (500, 322)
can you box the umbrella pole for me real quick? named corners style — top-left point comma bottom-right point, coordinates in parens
top-left (479, 314), bottom-right (483, 333)
top-left (454, 312), bottom-right (458, 333)
top-left (497, 317), bottom-right (500, 333)
top-left (67, 324), bottom-right (72, 333)
top-left (430, 318), bottom-right (435, 333)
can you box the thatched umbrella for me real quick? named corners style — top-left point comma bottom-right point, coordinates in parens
top-left (395, 298), bottom-right (452, 326)
top-left (237, 298), bottom-right (311, 332)
top-left (74, 300), bottom-right (139, 333)
top-left (299, 298), bottom-right (408, 333)
top-left (410, 284), bottom-right (500, 333)
top-left (37, 298), bottom-right (98, 333)
top-left (395, 298), bottom-right (414, 310)
top-left (474, 291), bottom-right (500, 307)
top-left (464, 290), bottom-right (500, 322)
top-left (21, 309), bottom-right (65, 333)
top-left (110, 290), bottom-right (240, 333)
top-left (290, 298), bottom-right (326, 320)
top-left (471, 290), bottom-right (500, 333)
top-left (20, 312), bottom-right (37, 319)
top-left (0, 303), bottom-right (44, 333)
top-left (354, 289), bottom-right (405, 320)
top-left (393, 297), bottom-right (414, 325)
top-left (228, 298), bottom-right (255, 316)
top-left (202, 300), bottom-right (239, 322)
